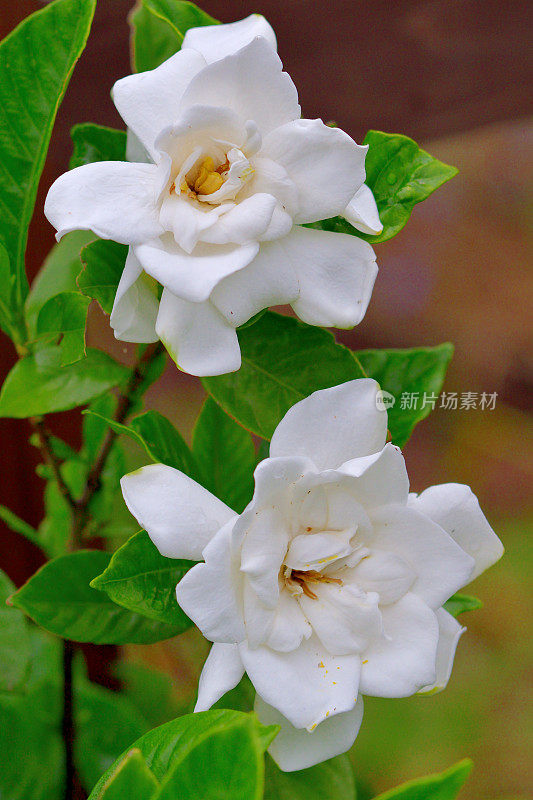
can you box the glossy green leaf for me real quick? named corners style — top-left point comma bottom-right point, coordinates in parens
top-left (153, 714), bottom-right (265, 800)
top-left (114, 661), bottom-right (185, 727)
top-left (25, 230), bottom-right (95, 335)
top-left (0, 0), bottom-right (97, 315)
top-left (356, 344), bottom-right (454, 447)
top-left (89, 710), bottom-right (277, 799)
top-left (192, 397), bottom-right (255, 513)
top-left (443, 594), bottom-right (483, 618)
top-left (36, 476), bottom-right (73, 558)
top-left (0, 241), bottom-right (17, 339)
top-left (82, 393), bottom-right (118, 460)
top-left (0, 346), bottom-right (128, 418)
top-left (0, 570), bottom-right (31, 692)
top-left (69, 123), bottom-right (127, 170)
top-left (131, 0), bottom-right (219, 72)
top-left (131, 410), bottom-right (201, 480)
top-left (91, 529), bottom-right (195, 629)
top-left (203, 312), bottom-right (365, 440)
top-left (264, 754), bottom-right (356, 800)
top-left (10, 550), bottom-right (182, 643)
top-left (0, 505), bottom-right (41, 551)
top-left (310, 131), bottom-right (457, 244)
top-left (372, 759), bottom-right (473, 800)
top-left (94, 749), bottom-right (159, 800)
top-left (78, 239), bottom-right (128, 314)
top-left (36, 290), bottom-right (90, 365)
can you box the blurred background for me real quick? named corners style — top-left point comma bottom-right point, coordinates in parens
top-left (1, 1), bottom-right (532, 797)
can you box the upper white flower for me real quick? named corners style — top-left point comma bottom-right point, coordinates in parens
top-left (121, 379), bottom-right (503, 771)
top-left (44, 15), bottom-right (382, 377)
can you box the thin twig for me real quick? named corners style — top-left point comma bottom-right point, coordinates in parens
top-left (31, 417), bottom-right (78, 512)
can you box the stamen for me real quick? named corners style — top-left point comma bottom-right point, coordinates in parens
top-left (194, 157), bottom-right (224, 195)
top-left (285, 568), bottom-right (343, 601)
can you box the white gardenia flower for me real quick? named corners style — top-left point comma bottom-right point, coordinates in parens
top-left (120, 379), bottom-right (503, 771)
top-left (44, 14), bottom-right (382, 377)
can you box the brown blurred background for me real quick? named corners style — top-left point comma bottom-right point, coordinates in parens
top-left (1, 1), bottom-right (532, 797)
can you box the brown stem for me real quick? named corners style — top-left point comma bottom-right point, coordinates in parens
top-left (32, 417), bottom-right (78, 512)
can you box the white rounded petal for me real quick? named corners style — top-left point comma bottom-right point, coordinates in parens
top-left (347, 550), bottom-right (416, 606)
top-left (418, 609), bottom-right (465, 695)
top-left (408, 483), bottom-right (504, 580)
top-left (182, 14), bottom-right (277, 63)
top-left (243, 581), bottom-right (277, 649)
top-left (240, 635), bottom-right (361, 730)
top-left (155, 290), bottom-right (241, 376)
top-left (270, 379), bottom-right (388, 470)
top-left (195, 643), bottom-right (245, 711)
top-left (240, 506), bottom-right (289, 607)
top-left (266, 590), bottom-right (312, 653)
top-left (242, 155), bottom-right (299, 213)
top-left (261, 119), bottom-right (367, 223)
top-left (360, 592), bottom-right (439, 697)
top-left (199, 193), bottom-right (279, 245)
top-left (45, 162), bottom-right (165, 244)
top-left (180, 38), bottom-right (300, 136)
top-left (112, 48), bottom-right (207, 159)
top-left (135, 237), bottom-right (258, 303)
top-left (126, 128), bottom-right (150, 164)
top-left (255, 695), bottom-right (364, 772)
top-left (338, 444), bottom-right (409, 509)
top-left (176, 521), bottom-right (245, 643)
top-left (159, 195), bottom-right (231, 255)
top-left (285, 529), bottom-right (354, 572)
top-left (210, 238), bottom-right (299, 327)
top-left (120, 463), bottom-right (234, 560)
top-left (368, 504), bottom-right (475, 609)
top-left (286, 226), bottom-right (378, 329)
top-left (110, 248), bottom-right (159, 343)
top-left (299, 584), bottom-right (382, 656)
top-left (343, 184), bottom-right (383, 235)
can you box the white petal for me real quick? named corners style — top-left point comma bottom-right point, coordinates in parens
top-left (267, 590), bottom-right (312, 653)
top-left (284, 530), bottom-right (354, 572)
top-left (112, 48), bottom-right (207, 159)
top-left (243, 581), bottom-right (277, 649)
top-left (183, 14), bottom-right (277, 63)
top-left (159, 194), bottom-right (231, 254)
top-left (135, 236), bottom-right (258, 303)
top-left (45, 162), bottom-right (165, 244)
top-left (255, 695), bottom-right (364, 772)
top-left (359, 592), bottom-right (439, 697)
top-left (408, 484), bottom-right (504, 581)
top-left (195, 643), bottom-right (245, 711)
top-left (368, 505), bottom-right (475, 609)
top-left (299, 583), bottom-right (382, 656)
top-left (176, 521), bottom-right (245, 642)
top-left (261, 119), bottom-right (367, 223)
top-left (110, 248), bottom-right (159, 343)
top-left (270, 379), bottom-right (388, 469)
top-left (338, 444), bottom-right (409, 509)
top-left (126, 128), bottom-right (151, 164)
top-left (210, 238), bottom-right (299, 327)
top-left (286, 226), bottom-right (378, 329)
top-left (347, 550), bottom-right (416, 605)
top-left (240, 635), bottom-right (361, 730)
top-left (343, 184), bottom-right (383, 235)
top-left (155, 290), bottom-right (241, 376)
top-left (418, 609), bottom-right (465, 695)
top-left (199, 194), bottom-right (280, 245)
top-left (242, 155), bottom-right (299, 213)
top-left (240, 506), bottom-right (289, 607)
top-left (120, 464), bottom-right (234, 560)
top-left (180, 38), bottom-right (300, 136)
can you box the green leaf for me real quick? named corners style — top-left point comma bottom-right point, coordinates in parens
top-left (0, 346), bottom-right (129, 418)
top-left (192, 397), bottom-right (255, 513)
top-left (10, 550), bottom-right (182, 643)
top-left (444, 594), bottom-right (483, 618)
top-left (0, 504), bottom-right (41, 551)
top-left (264, 754), bottom-right (356, 800)
top-left (310, 131), bottom-right (457, 244)
top-left (0, 0), bottom-right (97, 316)
top-left (25, 230), bottom-right (95, 335)
top-left (203, 312), bottom-right (365, 440)
top-left (37, 477), bottom-right (72, 558)
top-left (0, 241), bottom-right (17, 339)
top-left (356, 344), bottom-right (454, 447)
top-left (89, 710), bottom-right (277, 799)
top-left (82, 393), bottom-right (118, 460)
top-left (78, 239), bottom-right (128, 314)
top-left (69, 123), bottom-right (127, 169)
top-left (131, 0), bottom-right (219, 72)
top-left (372, 759), bottom-right (473, 800)
top-left (153, 714), bottom-right (265, 800)
top-left (36, 290), bottom-right (91, 365)
top-left (91, 529), bottom-right (195, 630)
top-left (131, 410), bottom-right (201, 479)
top-left (95, 749), bottom-right (159, 800)
top-left (75, 679), bottom-right (150, 793)
top-left (0, 569), bottom-right (32, 692)
top-left (113, 661), bottom-right (185, 727)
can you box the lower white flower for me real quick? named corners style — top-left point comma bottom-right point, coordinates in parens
top-left (120, 379), bottom-right (503, 771)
